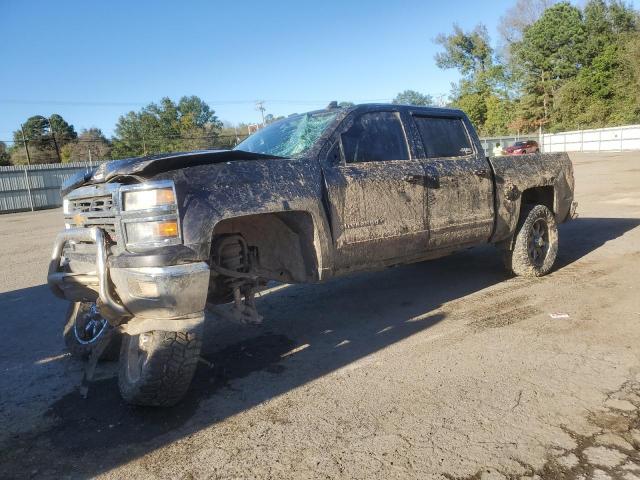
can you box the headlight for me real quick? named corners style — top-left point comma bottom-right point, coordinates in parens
top-left (122, 187), bottom-right (175, 211)
top-left (119, 181), bottom-right (181, 251)
top-left (125, 220), bottom-right (180, 245)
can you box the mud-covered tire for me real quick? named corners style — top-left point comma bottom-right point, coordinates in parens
top-left (504, 204), bottom-right (558, 277)
top-left (118, 329), bottom-right (202, 407)
top-left (63, 302), bottom-right (121, 361)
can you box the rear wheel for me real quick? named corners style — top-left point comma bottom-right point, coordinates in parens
top-left (63, 302), bottom-right (120, 360)
top-left (118, 329), bottom-right (202, 407)
top-left (504, 204), bottom-right (558, 277)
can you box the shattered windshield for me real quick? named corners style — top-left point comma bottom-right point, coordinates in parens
top-left (234, 111), bottom-right (338, 157)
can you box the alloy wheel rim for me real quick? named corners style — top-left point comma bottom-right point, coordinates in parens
top-left (73, 303), bottom-right (109, 345)
top-left (528, 218), bottom-right (549, 267)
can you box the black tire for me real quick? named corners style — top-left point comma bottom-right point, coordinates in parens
top-left (63, 302), bottom-right (121, 361)
top-left (118, 329), bottom-right (202, 407)
top-left (504, 204), bottom-right (558, 277)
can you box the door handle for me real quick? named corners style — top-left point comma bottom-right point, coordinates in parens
top-left (402, 174), bottom-right (425, 184)
top-left (403, 173), bottom-right (439, 188)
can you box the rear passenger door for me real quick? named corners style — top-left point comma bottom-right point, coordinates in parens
top-left (411, 114), bottom-right (494, 249)
top-left (322, 109), bottom-right (429, 270)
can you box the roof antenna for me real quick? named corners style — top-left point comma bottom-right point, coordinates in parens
top-left (326, 101), bottom-right (338, 109)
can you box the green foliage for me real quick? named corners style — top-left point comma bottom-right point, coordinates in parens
top-left (392, 90), bottom-right (434, 106)
top-left (49, 114), bottom-right (77, 145)
top-left (435, 23), bottom-right (515, 134)
top-left (111, 96), bottom-right (222, 158)
top-left (548, 2), bottom-right (640, 130)
top-left (484, 95), bottom-right (517, 136)
top-left (435, 24), bottom-right (493, 77)
top-left (450, 80), bottom-right (489, 130)
top-left (0, 142), bottom-right (10, 166)
top-left (511, 2), bottom-right (587, 126)
top-left (10, 114), bottom-right (77, 164)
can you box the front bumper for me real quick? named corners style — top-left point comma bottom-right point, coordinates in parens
top-left (48, 227), bottom-right (209, 330)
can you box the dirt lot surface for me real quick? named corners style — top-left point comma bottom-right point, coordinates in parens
top-left (1, 152), bottom-right (639, 480)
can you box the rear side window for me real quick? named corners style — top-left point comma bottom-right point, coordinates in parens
top-left (341, 111), bottom-right (409, 163)
top-left (414, 116), bottom-right (473, 159)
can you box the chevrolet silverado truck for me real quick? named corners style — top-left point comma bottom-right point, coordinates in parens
top-left (48, 103), bottom-right (576, 406)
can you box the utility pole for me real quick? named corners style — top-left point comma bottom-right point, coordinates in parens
top-left (87, 145), bottom-right (93, 167)
top-left (256, 100), bottom-right (266, 127)
top-left (20, 125), bottom-right (32, 165)
top-left (48, 117), bottom-right (62, 163)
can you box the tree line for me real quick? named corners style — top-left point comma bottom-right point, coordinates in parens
top-left (1, 0), bottom-right (637, 166)
top-left (435, 0), bottom-right (640, 136)
top-left (0, 94), bottom-right (419, 165)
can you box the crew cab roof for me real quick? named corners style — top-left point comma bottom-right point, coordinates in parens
top-left (343, 103), bottom-right (467, 118)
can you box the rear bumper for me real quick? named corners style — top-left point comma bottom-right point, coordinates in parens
top-left (47, 227), bottom-right (209, 330)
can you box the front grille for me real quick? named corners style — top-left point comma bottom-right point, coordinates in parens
top-left (66, 188), bottom-right (120, 244)
top-left (69, 195), bottom-right (115, 214)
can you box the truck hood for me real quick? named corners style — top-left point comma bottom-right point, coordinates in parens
top-left (61, 149), bottom-right (283, 196)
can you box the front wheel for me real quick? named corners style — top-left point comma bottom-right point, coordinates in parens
top-left (118, 329), bottom-right (202, 407)
top-left (504, 204), bottom-right (558, 277)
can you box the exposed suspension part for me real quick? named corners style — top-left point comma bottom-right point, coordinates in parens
top-left (208, 234), bottom-right (264, 325)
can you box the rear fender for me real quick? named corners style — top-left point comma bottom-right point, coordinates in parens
top-left (489, 152), bottom-right (573, 243)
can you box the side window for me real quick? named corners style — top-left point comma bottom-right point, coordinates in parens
top-left (341, 111), bottom-right (409, 163)
top-left (414, 116), bottom-right (473, 159)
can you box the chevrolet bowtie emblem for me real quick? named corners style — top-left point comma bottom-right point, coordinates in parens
top-left (73, 214), bottom-right (86, 226)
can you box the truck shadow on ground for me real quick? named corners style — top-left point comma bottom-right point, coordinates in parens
top-left (555, 216), bottom-right (640, 268)
top-left (0, 216), bottom-right (637, 479)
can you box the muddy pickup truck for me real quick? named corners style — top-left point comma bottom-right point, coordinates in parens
top-left (48, 103), bottom-right (576, 406)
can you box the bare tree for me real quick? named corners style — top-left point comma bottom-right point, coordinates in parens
top-left (498, 0), bottom-right (557, 55)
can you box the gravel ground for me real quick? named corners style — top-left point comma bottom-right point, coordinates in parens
top-left (0, 152), bottom-right (639, 480)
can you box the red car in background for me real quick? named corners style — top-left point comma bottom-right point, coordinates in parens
top-left (503, 140), bottom-right (539, 155)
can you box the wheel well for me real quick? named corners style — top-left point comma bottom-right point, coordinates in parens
top-left (210, 211), bottom-right (318, 283)
top-left (521, 186), bottom-right (554, 213)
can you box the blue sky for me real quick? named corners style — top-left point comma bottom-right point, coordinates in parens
top-left (1, 0), bottom-right (638, 141)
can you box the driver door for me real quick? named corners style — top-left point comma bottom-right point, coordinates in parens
top-left (322, 109), bottom-right (430, 271)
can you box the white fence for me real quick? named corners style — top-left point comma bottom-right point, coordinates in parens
top-left (542, 124), bottom-right (640, 153)
top-left (0, 162), bottom-right (97, 213)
